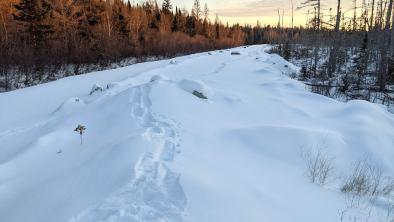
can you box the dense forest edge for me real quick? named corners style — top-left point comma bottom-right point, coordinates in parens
top-left (0, 0), bottom-right (245, 91)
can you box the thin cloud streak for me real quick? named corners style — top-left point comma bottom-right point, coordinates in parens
top-left (208, 0), bottom-right (355, 26)
top-left (140, 0), bottom-right (357, 26)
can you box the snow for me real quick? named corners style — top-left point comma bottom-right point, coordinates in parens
top-left (0, 45), bottom-right (393, 222)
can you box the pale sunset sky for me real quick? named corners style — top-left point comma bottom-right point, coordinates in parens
top-left (135, 0), bottom-right (355, 27)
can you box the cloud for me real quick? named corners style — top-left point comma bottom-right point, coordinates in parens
top-left (211, 0), bottom-right (296, 17)
top-left (210, 0), bottom-right (354, 18)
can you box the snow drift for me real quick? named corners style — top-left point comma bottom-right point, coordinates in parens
top-left (0, 45), bottom-right (393, 222)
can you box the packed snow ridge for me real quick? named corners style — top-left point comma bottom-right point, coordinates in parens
top-left (0, 45), bottom-right (393, 222)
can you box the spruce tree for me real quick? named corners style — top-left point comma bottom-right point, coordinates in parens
top-left (186, 16), bottom-right (196, 37)
top-left (352, 33), bottom-right (369, 88)
top-left (215, 15), bottom-right (220, 39)
top-left (127, 0), bottom-right (132, 10)
top-left (171, 13), bottom-right (179, 32)
top-left (282, 41), bottom-right (291, 61)
top-left (162, 0), bottom-right (172, 15)
top-left (113, 4), bottom-right (129, 38)
top-left (388, 55), bottom-right (394, 84)
top-left (13, 0), bottom-right (52, 47)
top-left (202, 18), bottom-right (209, 38)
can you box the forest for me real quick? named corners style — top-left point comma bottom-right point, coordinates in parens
top-left (261, 0), bottom-right (394, 108)
top-left (0, 0), bottom-right (394, 109)
top-left (0, 0), bottom-right (245, 91)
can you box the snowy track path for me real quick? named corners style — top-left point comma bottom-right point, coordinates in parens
top-left (70, 83), bottom-right (186, 222)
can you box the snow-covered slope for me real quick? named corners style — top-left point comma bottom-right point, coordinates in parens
top-left (0, 46), bottom-right (393, 222)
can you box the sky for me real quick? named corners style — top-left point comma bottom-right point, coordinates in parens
top-left (135, 0), bottom-right (355, 27)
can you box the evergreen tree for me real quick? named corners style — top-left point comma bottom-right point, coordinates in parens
top-left (171, 11), bottom-right (179, 32)
top-left (114, 7), bottom-right (129, 38)
top-left (186, 16), bottom-right (196, 37)
top-left (299, 65), bottom-right (309, 81)
top-left (13, 0), bottom-right (53, 47)
top-left (162, 0), bottom-right (172, 15)
top-left (149, 9), bottom-right (161, 30)
top-left (352, 33), bottom-right (369, 87)
top-left (127, 0), bottom-right (132, 10)
top-left (202, 18), bottom-right (209, 38)
top-left (282, 41), bottom-right (291, 61)
top-left (388, 55), bottom-right (394, 84)
top-left (203, 3), bottom-right (209, 20)
top-left (215, 14), bottom-right (220, 39)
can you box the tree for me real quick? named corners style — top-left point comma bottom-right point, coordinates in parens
top-left (282, 41), bottom-right (291, 61)
top-left (290, 0), bottom-right (294, 35)
top-left (298, 0), bottom-right (322, 30)
top-left (388, 55), bottom-right (394, 84)
top-left (327, 0), bottom-right (342, 77)
top-left (298, 0), bottom-right (322, 80)
top-left (215, 14), bottom-right (220, 39)
top-left (0, 0), bottom-right (247, 92)
top-left (192, 0), bottom-right (202, 21)
top-left (377, 0), bottom-right (393, 90)
top-left (113, 5), bottom-right (129, 38)
top-left (370, 0), bottom-right (375, 29)
top-left (186, 15), bottom-right (196, 37)
top-left (203, 3), bottom-right (209, 20)
top-left (202, 18), bottom-right (209, 38)
top-left (74, 124), bottom-right (87, 145)
top-left (352, 33), bottom-right (369, 87)
top-left (162, 0), bottom-right (172, 15)
top-left (127, 0), bottom-right (132, 10)
top-left (13, 0), bottom-right (53, 47)
top-left (171, 10), bottom-right (179, 32)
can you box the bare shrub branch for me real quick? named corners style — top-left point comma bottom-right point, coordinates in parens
top-left (341, 159), bottom-right (393, 199)
top-left (302, 147), bottom-right (334, 186)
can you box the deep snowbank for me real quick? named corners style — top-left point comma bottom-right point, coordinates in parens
top-left (0, 46), bottom-right (393, 222)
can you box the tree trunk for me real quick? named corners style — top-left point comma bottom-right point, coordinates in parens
top-left (370, 0), bottom-right (375, 29)
top-left (0, 14), bottom-right (7, 43)
top-left (317, 0), bottom-right (321, 30)
top-left (291, 0), bottom-right (294, 30)
top-left (327, 0), bottom-right (342, 77)
top-left (378, 0), bottom-right (393, 91)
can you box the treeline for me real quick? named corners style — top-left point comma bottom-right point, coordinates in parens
top-left (246, 0), bottom-right (394, 107)
top-left (0, 0), bottom-right (245, 91)
top-left (2, 0), bottom-right (394, 103)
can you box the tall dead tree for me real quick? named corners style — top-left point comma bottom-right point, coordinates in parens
top-left (327, 0), bottom-right (342, 77)
top-left (378, 0), bottom-right (393, 90)
top-left (370, 0), bottom-right (375, 29)
top-left (353, 0), bottom-right (358, 31)
top-left (291, 0), bottom-right (294, 30)
top-left (299, 0), bottom-right (321, 30)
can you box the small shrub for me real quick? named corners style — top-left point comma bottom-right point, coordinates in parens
top-left (381, 179), bottom-right (394, 196)
top-left (302, 148), bottom-right (334, 186)
top-left (341, 160), bottom-right (390, 197)
top-left (74, 124), bottom-right (87, 145)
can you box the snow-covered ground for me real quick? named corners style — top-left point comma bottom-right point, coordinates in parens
top-left (0, 45), bottom-right (393, 222)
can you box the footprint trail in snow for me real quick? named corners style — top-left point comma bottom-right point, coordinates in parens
top-left (70, 83), bottom-right (187, 222)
